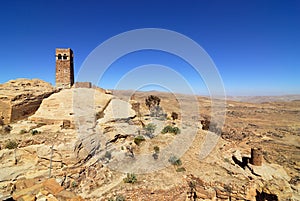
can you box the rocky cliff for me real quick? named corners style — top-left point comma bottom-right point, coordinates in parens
top-left (0, 79), bottom-right (56, 124)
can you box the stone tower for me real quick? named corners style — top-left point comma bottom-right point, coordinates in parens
top-left (55, 48), bottom-right (74, 88)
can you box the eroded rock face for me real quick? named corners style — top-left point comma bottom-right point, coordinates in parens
top-left (0, 79), bottom-right (56, 124)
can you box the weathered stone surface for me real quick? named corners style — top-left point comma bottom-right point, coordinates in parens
top-left (12, 178), bottom-right (82, 201)
top-left (29, 88), bottom-right (113, 125)
top-left (97, 98), bottom-right (136, 124)
top-left (12, 182), bottom-right (43, 200)
top-left (42, 178), bottom-right (64, 195)
top-left (0, 79), bottom-right (55, 124)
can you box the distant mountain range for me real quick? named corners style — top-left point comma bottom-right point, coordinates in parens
top-left (226, 94), bottom-right (300, 103)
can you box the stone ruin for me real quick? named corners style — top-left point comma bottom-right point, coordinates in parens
top-left (250, 147), bottom-right (263, 166)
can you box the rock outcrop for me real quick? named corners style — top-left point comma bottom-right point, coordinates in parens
top-left (0, 79), bottom-right (56, 124)
top-left (29, 88), bottom-right (114, 163)
top-left (29, 88), bottom-right (113, 126)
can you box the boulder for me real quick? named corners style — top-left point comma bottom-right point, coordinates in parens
top-left (97, 98), bottom-right (136, 124)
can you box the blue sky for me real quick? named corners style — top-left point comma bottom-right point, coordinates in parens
top-left (0, 0), bottom-right (299, 95)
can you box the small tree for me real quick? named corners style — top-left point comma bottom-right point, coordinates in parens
top-left (145, 95), bottom-right (160, 109)
top-left (145, 95), bottom-right (165, 117)
top-left (171, 112), bottom-right (178, 121)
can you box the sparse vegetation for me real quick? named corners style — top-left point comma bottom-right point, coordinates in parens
top-left (145, 95), bottom-right (165, 117)
top-left (123, 173), bottom-right (137, 184)
top-left (176, 167), bottom-right (186, 172)
top-left (19, 129), bottom-right (27, 134)
top-left (115, 195), bottom-right (126, 201)
top-left (161, 125), bottom-right (181, 135)
top-left (171, 112), bottom-right (178, 121)
top-left (153, 146), bottom-right (160, 160)
top-left (144, 123), bottom-right (156, 134)
top-left (105, 151), bottom-right (112, 160)
top-left (145, 95), bottom-right (160, 109)
top-left (5, 140), bottom-right (18, 149)
top-left (109, 195), bottom-right (126, 201)
top-left (201, 117), bottom-right (221, 134)
top-left (144, 123), bottom-right (156, 138)
top-left (134, 135), bottom-right (145, 146)
top-left (224, 158), bottom-right (231, 163)
top-left (153, 146), bottom-right (160, 153)
top-left (168, 155), bottom-right (182, 166)
top-left (71, 181), bottom-right (78, 188)
top-left (3, 125), bottom-right (12, 134)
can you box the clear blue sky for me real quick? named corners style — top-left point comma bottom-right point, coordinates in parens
top-left (0, 0), bottom-right (299, 95)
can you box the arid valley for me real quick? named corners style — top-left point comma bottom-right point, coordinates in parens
top-left (0, 78), bottom-right (299, 201)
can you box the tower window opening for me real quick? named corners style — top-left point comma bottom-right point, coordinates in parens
top-left (57, 54), bottom-right (62, 60)
top-left (63, 54), bottom-right (68, 60)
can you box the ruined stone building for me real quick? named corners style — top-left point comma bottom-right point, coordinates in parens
top-left (55, 48), bottom-right (74, 88)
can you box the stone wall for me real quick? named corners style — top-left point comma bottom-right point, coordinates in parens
top-left (74, 82), bottom-right (92, 88)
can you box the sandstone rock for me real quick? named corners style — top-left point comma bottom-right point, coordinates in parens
top-left (97, 98), bottom-right (136, 124)
top-left (0, 79), bottom-right (56, 124)
top-left (28, 88), bottom-right (113, 162)
top-left (12, 182), bottom-right (43, 200)
top-left (42, 178), bottom-right (64, 195)
top-left (29, 88), bottom-right (113, 125)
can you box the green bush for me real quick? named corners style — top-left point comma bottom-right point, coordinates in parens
top-left (71, 181), bottom-right (77, 188)
top-left (168, 155), bottom-right (182, 166)
top-left (134, 136), bottom-right (145, 146)
top-left (161, 125), bottom-right (180, 135)
top-left (105, 151), bottom-right (112, 160)
top-left (115, 195), bottom-right (126, 201)
top-left (19, 129), bottom-right (27, 134)
top-left (109, 195), bottom-right (126, 201)
top-left (172, 127), bottom-right (181, 134)
top-left (153, 146), bottom-right (160, 160)
top-left (176, 167), bottom-right (186, 172)
top-left (161, 125), bottom-right (173, 134)
top-left (153, 146), bottom-right (160, 153)
top-left (144, 123), bottom-right (156, 134)
top-left (5, 140), bottom-right (18, 149)
top-left (123, 173), bottom-right (137, 184)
